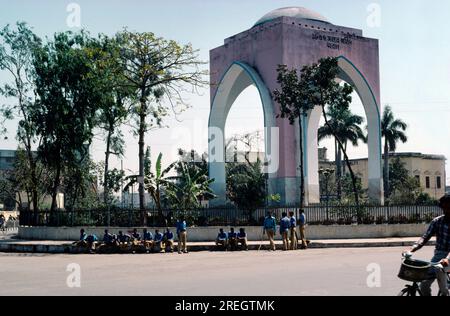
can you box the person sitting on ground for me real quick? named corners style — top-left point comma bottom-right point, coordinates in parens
top-left (131, 228), bottom-right (141, 241)
top-left (0, 214), bottom-right (5, 232)
top-left (228, 228), bottom-right (238, 251)
top-left (98, 229), bottom-right (117, 253)
top-left (280, 212), bottom-right (291, 251)
top-left (237, 228), bottom-right (248, 251)
top-left (130, 228), bottom-right (144, 253)
top-left (163, 228), bottom-right (175, 253)
top-left (85, 233), bottom-right (99, 254)
top-left (154, 229), bottom-right (164, 252)
top-left (73, 229), bottom-right (88, 247)
top-left (215, 228), bottom-right (228, 251)
top-left (103, 229), bottom-right (115, 245)
top-left (142, 228), bottom-right (154, 252)
top-left (117, 230), bottom-right (131, 252)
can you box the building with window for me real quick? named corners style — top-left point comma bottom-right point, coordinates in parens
top-left (320, 152), bottom-right (447, 200)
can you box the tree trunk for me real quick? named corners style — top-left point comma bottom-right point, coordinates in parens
top-left (384, 139), bottom-right (390, 200)
top-left (322, 107), bottom-right (359, 207)
top-left (50, 162), bottom-right (61, 214)
top-left (336, 143), bottom-right (342, 201)
top-left (104, 129), bottom-right (112, 205)
top-left (299, 117), bottom-right (306, 208)
top-left (138, 95), bottom-right (147, 226)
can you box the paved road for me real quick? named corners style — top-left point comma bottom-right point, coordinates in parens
top-left (0, 246), bottom-right (441, 296)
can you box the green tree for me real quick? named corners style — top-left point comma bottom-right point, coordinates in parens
top-left (63, 158), bottom-right (99, 210)
top-left (31, 31), bottom-right (102, 212)
top-left (388, 157), bottom-right (409, 197)
top-left (318, 106), bottom-right (366, 200)
top-left (226, 160), bottom-right (266, 222)
top-left (273, 65), bottom-right (316, 207)
top-left (381, 105), bottom-right (408, 199)
top-left (116, 30), bottom-right (207, 218)
top-left (0, 22), bottom-right (42, 218)
top-left (275, 58), bottom-right (361, 206)
top-left (87, 35), bottom-right (133, 205)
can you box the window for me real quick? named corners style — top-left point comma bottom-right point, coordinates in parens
top-left (415, 175), bottom-right (420, 183)
top-left (426, 176), bottom-right (430, 189)
top-left (437, 176), bottom-right (442, 189)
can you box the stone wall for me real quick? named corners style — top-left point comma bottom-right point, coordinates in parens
top-left (19, 224), bottom-right (427, 242)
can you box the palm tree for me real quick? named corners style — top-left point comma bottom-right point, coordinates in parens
top-left (381, 106), bottom-right (408, 199)
top-left (318, 106), bottom-right (366, 200)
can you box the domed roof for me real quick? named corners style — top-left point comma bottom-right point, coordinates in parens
top-left (254, 7), bottom-right (331, 27)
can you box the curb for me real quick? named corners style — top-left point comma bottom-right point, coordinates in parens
top-left (0, 240), bottom-right (434, 254)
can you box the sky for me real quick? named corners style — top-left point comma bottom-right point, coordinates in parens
top-left (0, 0), bottom-right (449, 185)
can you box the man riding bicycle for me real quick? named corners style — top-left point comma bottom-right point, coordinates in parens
top-left (406, 194), bottom-right (450, 296)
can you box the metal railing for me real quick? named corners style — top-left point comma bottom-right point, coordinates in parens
top-left (18, 204), bottom-right (442, 227)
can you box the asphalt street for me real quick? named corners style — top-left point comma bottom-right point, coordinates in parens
top-left (0, 246), bottom-right (440, 296)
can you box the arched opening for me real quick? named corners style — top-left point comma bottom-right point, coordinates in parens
top-left (305, 56), bottom-right (383, 205)
top-left (208, 62), bottom-right (277, 206)
top-left (224, 86), bottom-right (265, 164)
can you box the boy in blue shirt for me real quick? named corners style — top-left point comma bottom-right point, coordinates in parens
top-left (289, 211), bottom-right (298, 250)
top-left (228, 227), bottom-right (238, 251)
top-left (280, 212), bottom-right (291, 251)
top-left (215, 228), bottom-right (228, 251)
top-left (163, 228), bottom-right (175, 253)
top-left (142, 228), bottom-right (154, 252)
top-left (176, 216), bottom-right (188, 254)
top-left (299, 209), bottom-right (308, 249)
top-left (154, 229), bottom-right (164, 252)
top-left (237, 228), bottom-right (248, 251)
top-left (263, 212), bottom-right (277, 251)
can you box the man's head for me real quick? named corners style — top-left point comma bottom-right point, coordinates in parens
top-left (240, 228), bottom-right (245, 233)
top-left (289, 211), bottom-right (294, 217)
top-left (166, 228), bottom-right (170, 233)
top-left (219, 228), bottom-right (224, 233)
top-left (439, 194), bottom-right (450, 217)
top-left (155, 229), bottom-right (160, 234)
top-left (267, 211), bottom-right (272, 217)
top-left (230, 228), bottom-right (235, 233)
top-left (143, 228), bottom-right (147, 233)
top-left (300, 209), bottom-right (305, 214)
top-left (133, 228), bottom-right (138, 233)
top-left (118, 231), bottom-right (123, 236)
top-left (80, 229), bottom-right (85, 234)
top-left (282, 212), bottom-right (287, 218)
top-left (104, 229), bottom-right (109, 234)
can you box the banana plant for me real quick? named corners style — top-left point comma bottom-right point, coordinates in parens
top-left (123, 152), bottom-right (177, 216)
top-left (166, 161), bottom-right (216, 209)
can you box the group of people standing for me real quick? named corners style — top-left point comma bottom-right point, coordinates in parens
top-left (263, 210), bottom-right (307, 251)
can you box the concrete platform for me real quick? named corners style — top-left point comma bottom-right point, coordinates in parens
top-left (0, 237), bottom-right (434, 254)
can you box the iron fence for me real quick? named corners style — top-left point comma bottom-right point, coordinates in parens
top-left (18, 204), bottom-right (442, 227)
